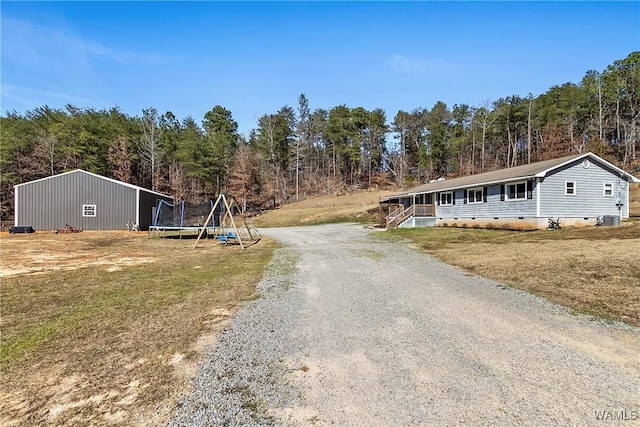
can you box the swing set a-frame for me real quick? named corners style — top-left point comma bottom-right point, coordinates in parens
top-left (193, 193), bottom-right (260, 249)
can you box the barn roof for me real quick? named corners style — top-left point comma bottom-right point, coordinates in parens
top-left (14, 169), bottom-right (173, 199)
top-left (382, 152), bottom-right (640, 201)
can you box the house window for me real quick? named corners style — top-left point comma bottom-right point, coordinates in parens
top-left (415, 194), bottom-right (434, 204)
top-left (565, 181), bottom-right (576, 195)
top-left (468, 187), bottom-right (484, 204)
top-left (82, 204), bottom-right (96, 217)
top-left (506, 181), bottom-right (527, 201)
top-left (603, 183), bottom-right (613, 196)
top-left (440, 191), bottom-right (453, 206)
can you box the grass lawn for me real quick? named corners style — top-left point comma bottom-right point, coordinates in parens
top-left (2, 184), bottom-right (638, 425)
top-left (0, 231), bottom-right (276, 426)
top-left (385, 222), bottom-right (640, 327)
top-left (631, 182), bottom-right (640, 217)
top-left (252, 189), bottom-right (393, 227)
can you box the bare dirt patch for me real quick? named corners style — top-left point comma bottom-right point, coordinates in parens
top-left (0, 231), bottom-right (275, 426)
top-left (1, 231), bottom-right (155, 277)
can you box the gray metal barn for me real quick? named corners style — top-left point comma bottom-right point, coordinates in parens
top-left (14, 170), bottom-right (173, 231)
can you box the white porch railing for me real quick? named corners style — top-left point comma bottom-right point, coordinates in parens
top-left (385, 204), bottom-right (435, 228)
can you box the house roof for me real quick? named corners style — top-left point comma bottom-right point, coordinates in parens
top-left (14, 169), bottom-right (173, 199)
top-left (382, 152), bottom-right (640, 201)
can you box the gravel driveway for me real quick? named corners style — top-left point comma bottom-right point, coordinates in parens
top-left (170, 223), bottom-right (640, 426)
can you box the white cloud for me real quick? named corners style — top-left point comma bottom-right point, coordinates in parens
top-left (1, 17), bottom-right (174, 69)
top-left (1, 84), bottom-right (103, 111)
top-left (1, 16), bottom-right (177, 112)
top-left (73, 37), bottom-right (175, 65)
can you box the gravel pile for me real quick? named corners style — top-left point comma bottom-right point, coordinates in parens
top-left (169, 247), bottom-right (303, 426)
top-left (169, 224), bottom-right (640, 426)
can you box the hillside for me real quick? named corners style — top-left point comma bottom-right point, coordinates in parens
top-left (251, 190), bottom-right (395, 227)
top-left (631, 183), bottom-right (640, 217)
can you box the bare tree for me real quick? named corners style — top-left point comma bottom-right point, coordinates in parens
top-left (294, 95), bottom-right (311, 200)
top-left (391, 111), bottom-right (410, 187)
top-left (474, 101), bottom-right (497, 172)
top-left (32, 132), bottom-right (58, 176)
top-left (228, 145), bottom-right (261, 213)
top-left (108, 137), bottom-right (132, 183)
top-left (138, 108), bottom-right (163, 191)
top-left (527, 94), bottom-right (533, 164)
top-left (168, 161), bottom-right (187, 202)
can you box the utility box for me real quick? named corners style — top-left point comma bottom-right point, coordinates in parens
top-left (602, 215), bottom-right (620, 226)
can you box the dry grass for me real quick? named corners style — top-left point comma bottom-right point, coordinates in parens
top-left (630, 182), bottom-right (640, 217)
top-left (252, 189), bottom-right (394, 227)
top-left (0, 231), bottom-right (276, 426)
top-left (389, 223), bottom-right (640, 326)
top-left (5, 184), bottom-right (635, 424)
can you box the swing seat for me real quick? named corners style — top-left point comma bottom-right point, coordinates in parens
top-left (218, 232), bottom-right (237, 244)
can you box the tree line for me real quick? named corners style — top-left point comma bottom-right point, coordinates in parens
top-left (1, 52), bottom-right (638, 221)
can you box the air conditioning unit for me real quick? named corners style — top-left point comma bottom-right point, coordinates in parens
top-left (602, 215), bottom-right (620, 226)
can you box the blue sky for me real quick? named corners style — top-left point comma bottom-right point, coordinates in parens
top-left (2, 1), bottom-right (639, 135)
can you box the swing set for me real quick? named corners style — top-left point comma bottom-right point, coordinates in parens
top-left (192, 194), bottom-right (261, 249)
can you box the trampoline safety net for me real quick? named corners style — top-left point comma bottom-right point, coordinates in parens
top-left (153, 200), bottom-right (217, 227)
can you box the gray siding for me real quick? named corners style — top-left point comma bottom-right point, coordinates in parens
top-left (435, 184), bottom-right (537, 218)
top-left (16, 171), bottom-right (137, 230)
top-left (138, 190), bottom-right (172, 230)
top-left (540, 159), bottom-right (630, 218)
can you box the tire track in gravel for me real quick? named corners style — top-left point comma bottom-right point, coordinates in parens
top-left (170, 223), bottom-right (640, 426)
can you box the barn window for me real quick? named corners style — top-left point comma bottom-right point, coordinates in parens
top-left (467, 187), bottom-right (484, 204)
top-left (440, 191), bottom-right (454, 206)
top-left (82, 204), bottom-right (96, 217)
top-left (565, 181), bottom-right (576, 195)
top-left (506, 182), bottom-right (527, 201)
top-left (603, 183), bottom-right (613, 196)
